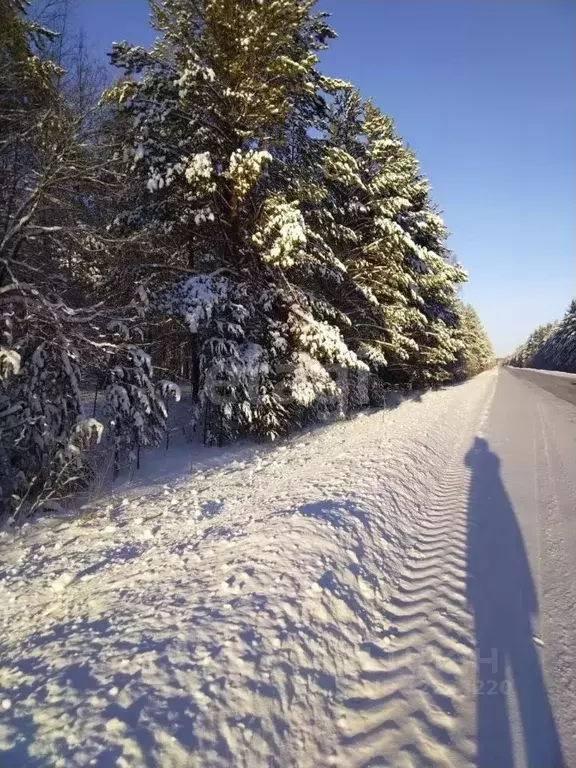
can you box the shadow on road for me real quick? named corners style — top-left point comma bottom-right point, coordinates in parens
top-left (465, 437), bottom-right (564, 768)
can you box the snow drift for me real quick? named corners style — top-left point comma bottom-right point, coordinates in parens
top-left (0, 372), bottom-right (496, 767)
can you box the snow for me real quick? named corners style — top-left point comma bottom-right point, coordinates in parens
top-left (49, 572), bottom-right (75, 592)
top-left (184, 152), bottom-right (213, 185)
top-left (159, 380), bottom-right (182, 403)
top-left (253, 198), bottom-right (307, 268)
top-left (0, 372), bottom-right (497, 766)
top-left (227, 149), bottom-right (272, 201)
top-left (74, 419), bottom-right (105, 445)
top-left (157, 274), bottom-right (230, 334)
top-left (0, 349), bottom-right (21, 378)
top-left (514, 366), bottom-right (576, 380)
top-left (290, 309), bottom-right (369, 372)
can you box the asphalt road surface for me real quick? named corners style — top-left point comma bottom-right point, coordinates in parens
top-left (506, 366), bottom-right (576, 407)
top-left (470, 367), bottom-right (576, 767)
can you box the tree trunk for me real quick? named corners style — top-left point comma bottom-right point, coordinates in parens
top-left (190, 334), bottom-right (200, 400)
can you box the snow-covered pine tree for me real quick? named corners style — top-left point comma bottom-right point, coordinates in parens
top-left (301, 91), bottom-right (411, 407)
top-left (454, 303), bottom-right (495, 379)
top-left (105, 0), bottom-right (369, 442)
top-left (0, 1), bottom-right (169, 518)
top-left (530, 299), bottom-right (576, 373)
top-left (505, 321), bottom-right (558, 368)
top-left (387, 133), bottom-right (466, 386)
top-left (104, 345), bottom-right (180, 475)
top-left (318, 93), bottom-right (466, 390)
top-left (352, 100), bottom-right (431, 382)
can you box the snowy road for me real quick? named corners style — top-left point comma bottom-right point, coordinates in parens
top-left (1, 368), bottom-right (575, 767)
top-left (506, 366), bottom-right (576, 407)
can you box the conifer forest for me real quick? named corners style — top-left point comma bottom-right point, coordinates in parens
top-left (1, 4), bottom-right (576, 767)
top-left (1, 0), bottom-right (498, 518)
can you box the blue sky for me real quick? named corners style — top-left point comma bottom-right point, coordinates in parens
top-left (66, 0), bottom-right (575, 356)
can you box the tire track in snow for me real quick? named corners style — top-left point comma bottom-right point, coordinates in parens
top-left (335, 378), bottom-right (497, 768)
top-left (0, 373), bottom-right (498, 768)
top-left (534, 399), bottom-right (576, 761)
top-left (336, 463), bottom-right (475, 767)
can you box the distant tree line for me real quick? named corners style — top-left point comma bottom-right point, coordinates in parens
top-left (0, 0), bottom-right (494, 518)
top-left (505, 299), bottom-right (576, 373)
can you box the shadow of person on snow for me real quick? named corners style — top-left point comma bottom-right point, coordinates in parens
top-left (465, 437), bottom-right (564, 768)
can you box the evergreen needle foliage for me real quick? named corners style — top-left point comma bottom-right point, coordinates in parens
top-left (506, 300), bottom-right (576, 373)
top-left (0, 0), bottom-right (495, 518)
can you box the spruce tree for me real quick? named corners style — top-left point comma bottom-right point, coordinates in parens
top-left (506, 321), bottom-right (557, 368)
top-left (105, 0), bottom-right (368, 442)
top-left (319, 93), bottom-right (466, 389)
top-left (455, 303), bottom-right (495, 378)
top-left (530, 300), bottom-right (576, 372)
top-left (0, 0), bottom-right (168, 518)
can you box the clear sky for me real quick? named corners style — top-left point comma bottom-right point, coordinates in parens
top-left (65, 0), bottom-right (575, 356)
